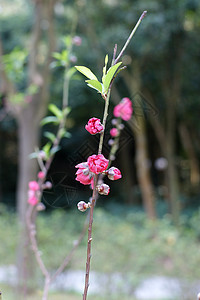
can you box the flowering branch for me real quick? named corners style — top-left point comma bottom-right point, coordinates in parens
top-left (75, 11), bottom-right (146, 300)
top-left (26, 35), bottom-right (86, 300)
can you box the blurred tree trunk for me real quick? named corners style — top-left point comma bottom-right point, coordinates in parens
top-left (179, 123), bottom-right (200, 186)
top-left (123, 62), bottom-right (156, 219)
top-left (0, 0), bottom-right (57, 296)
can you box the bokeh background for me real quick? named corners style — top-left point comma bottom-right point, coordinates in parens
top-left (0, 0), bottom-right (200, 299)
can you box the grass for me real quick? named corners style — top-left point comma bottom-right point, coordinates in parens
top-left (0, 204), bottom-right (200, 299)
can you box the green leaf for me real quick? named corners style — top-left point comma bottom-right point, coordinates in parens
top-left (52, 52), bottom-right (62, 60)
top-left (102, 54), bottom-right (109, 82)
top-left (48, 104), bottom-right (63, 119)
top-left (66, 67), bottom-right (76, 79)
top-left (44, 132), bottom-right (56, 142)
top-left (62, 107), bottom-right (71, 116)
top-left (40, 116), bottom-right (59, 126)
top-left (103, 62), bottom-right (122, 93)
top-left (50, 146), bottom-right (61, 155)
top-left (75, 66), bottom-right (98, 80)
top-left (63, 132), bottom-right (72, 138)
top-left (42, 142), bottom-right (52, 157)
top-left (26, 84), bottom-right (38, 95)
top-left (85, 79), bottom-right (102, 93)
top-left (29, 152), bottom-right (38, 159)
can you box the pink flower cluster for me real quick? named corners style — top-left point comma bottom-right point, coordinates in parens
top-left (75, 154), bottom-right (121, 191)
top-left (75, 154), bottom-right (109, 185)
top-left (85, 118), bottom-right (104, 135)
top-left (113, 97), bottom-right (133, 121)
top-left (28, 181), bottom-right (40, 206)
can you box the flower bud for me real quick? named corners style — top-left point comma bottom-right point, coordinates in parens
top-left (107, 167), bottom-right (122, 180)
top-left (110, 128), bottom-right (119, 137)
top-left (77, 201), bottom-right (91, 212)
top-left (38, 171), bottom-right (45, 179)
top-left (97, 184), bottom-right (110, 195)
top-left (29, 181), bottom-right (40, 191)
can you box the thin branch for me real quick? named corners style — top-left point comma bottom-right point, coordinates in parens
top-left (26, 206), bottom-right (49, 278)
top-left (51, 218), bottom-right (88, 281)
top-left (115, 11), bottom-right (147, 64)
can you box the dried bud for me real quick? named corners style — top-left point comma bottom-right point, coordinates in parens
top-left (108, 139), bottom-right (114, 146)
top-left (38, 150), bottom-right (47, 160)
top-left (110, 155), bottom-right (116, 161)
top-left (43, 181), bottom-right (52, 189)
top-left (111, 119), bottom-right (118, 125)
top-left (36, 202), bottom-right (46, 211)
top-left (77, 201), bottom-right (91, 212)
top-left (118, 124), bottom-right (125, 130)
top-left (97, 184), bottom-right (110, 195)
top-left (72, 36), bottom-right (82, 46)
top-left (70, 54), bottom-right (77, 63)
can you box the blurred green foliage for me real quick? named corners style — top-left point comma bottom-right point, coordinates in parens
top-left (1, 0), bottom-right (200, 213)
top-left (0, 205), bottom-right (200, 284)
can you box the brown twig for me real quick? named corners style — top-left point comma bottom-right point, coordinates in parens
top-left (83, 175), bottom-right (98, 300)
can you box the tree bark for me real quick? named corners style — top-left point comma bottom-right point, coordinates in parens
top-left (123, 62), bottom-right (156, 219)
top-left (15, 0), bottom-right (56, 296)
top-left (179, 123), bottom-right (200, 186)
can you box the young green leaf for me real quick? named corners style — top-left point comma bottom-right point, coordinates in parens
top-left (42, 142), bottom-right (52, 158)
top-left (102, 54), bottom-right (109, 82)
top-left (85, 79), bottom-right (102, 93)
top-left (63, 107), bottom-right (71, 116)
top-left (48, 104), bottom-right (63, 119)
top-left (75, 66), bottom-right (98, 80)
top-left (103, 62), bottom-right (122, 93)
top-left (44, 132), bottom-right (56, 143)
top-left (40, 116), bottom-right (59, 126)
top-left (52, 52), bottom-right (62, 60)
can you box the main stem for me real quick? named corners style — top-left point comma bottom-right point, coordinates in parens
top-left (83, 175), bottom-right (98, 300)
top-left (82, 11), bottom-right (147, 299)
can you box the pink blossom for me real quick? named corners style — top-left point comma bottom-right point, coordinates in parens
top-left (29, 181), bottom-right (40, 191)
top-left (113, 97), bottom-right (133, 121)
top-left (85, 118), bottom-right (104, 135)
top-left (110, 128), bottom-right (119, 137)
top-left (72, 36), bottom-right (82, 46)
top-left (38, 171), bottom-right (45, 179)
top-left (87, 154), bottom-right (109, 174)
top-left (75, 162), bottom-right (94, 185)
top-left (28, 196), bottom-right (38, 206)
top-left (107, 167), bottom-right (122, 180)
top-left (97, 184), bottom-right (110, 195)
